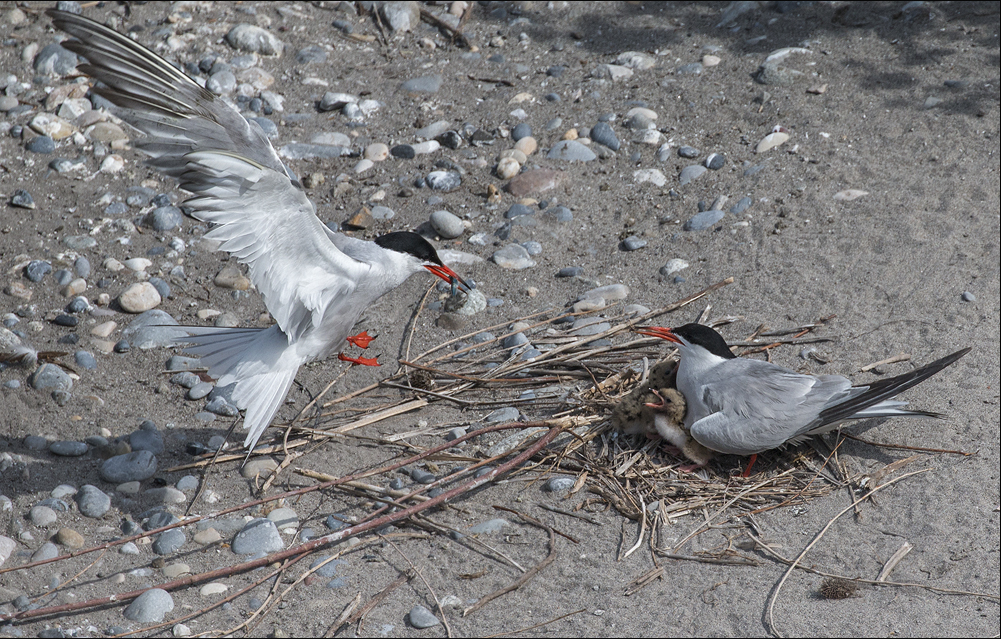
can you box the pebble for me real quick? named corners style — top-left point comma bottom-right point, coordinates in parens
top-left (153, 529), bottom-right (186, 555)
top-left (194, 528), bottom-right (222, 545)
top-left (365, 143), bottom-right (389, 161)
top-left (162, 563), bottom-right (191, 579)
top-left (620, 236), bottom-right (647, 251)
top-left (267, 507), bottom-right (299, 532)
top-left (400, 75), bottom-right (442, 93)
top-left (214, 265), bottom-right (251, 290)
top-left (590, 121), bottom-right (620, 151)
top-left (10, 189), bottom-right (35, 209)
top-left (26, 260), bottom-right (52, 282)
top-left (684, 210), bottom-right (726, 231)
top-left (54, 527), bottom-right (85, 549)
top-left (679, 165), bottom-right (707, 186)
top-left (730, 196), bottom-right (753, 216)
top-left (542, 476), bottom-right (576, 492)
top-left (412, 140), bottom-right (440, 155)
top-left (486, 407), bottom-right (520, 422)
top-left (755, 129), bottom-right (789, 153)
top-left (144, 206), bottom-right (184, 231)
top-left (278, 143), bottom-right (350, 160)
top-left (187, 382), bottom-right (214, 400)
top-left (426, 171), bottom-right (461, 191)
top-left (75, 485), bottom-right (111, 517)
top-left (504, 203), bottom-right (534, 219)
top-left (556, 267), bottom-right (583, 278)
top-left (63, 235), bottom-right (97, 250)
top-left (390, 144), bottom-right (415, 159)
top-left (469, 518), bottom-right (509, 534)
top-left (706, 153), bottom-right (725, 170)
top-left (24, 436), bottom-right (49, 451)
top-left (29, 505), bottom-right (58, 527)
top-left (241, 458), bottom-right (278, 479)
top-left (124, 588), bottom-right (174, 623)
top-left (130, 425), bottom-right (165, 455)
top-left (961, 291), bottom-right (976, 303)
top-left (676, 62), bottom-right (703, 75)
top-left (177, 475), bottom-right (200, 492)
top-left (496, 156), bottom-right (520, 179)
top-left (49, 441), bottom-right (87, 456)
top-left (29, 364), bottom-right (73, 392)
top-left (581, 284), bottom-right (629, 303)
top-left (31, 542), bottom-right (59, 563)
top-left (26, 136), bottom-right (56, 154)
top-left (319, 92), bottom-right (356, 111)
top-left (506, 168), bottom-right (560, 197)
top-left (633, 169), bottom-right (666, 187)
top-left (678, 145), bottom-right (700, 158)
top-left (408, 605), bottom-right (441, 629)
top-left (225, 24), bottom-right (284, 56)
top-left (429, 210), bottom-right (464, 239)
top-left (492, 244), bottom-right (536, 270)
top-left (100, 450), bottom-right (157, 483)
top-left (409, 468), bottom-right (436, 484)
top-left (660, 259), bottom-right (690, 277)
top-left (200, 582), bottom-right (229, 597)
top-left (118, 282), bottom-right (162, 313)
top-left (547, 140), bottom-right (596, 162)
top-left (232, 518), bottom-right (284, 555)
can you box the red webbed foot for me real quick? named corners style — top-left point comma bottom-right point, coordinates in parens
top-left (346, 331), bottom-right (376, 349)
top-left (338, 353), bottom-right (380, 366)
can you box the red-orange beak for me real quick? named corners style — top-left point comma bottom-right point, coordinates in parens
top-left (424, 264), bottom-right (472, 294)
top-left (635, 326), bottom-right (682, 344)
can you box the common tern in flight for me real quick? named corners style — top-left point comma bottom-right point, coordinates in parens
top-left (636, 323), bottom-right (970, 473)
top-left (49, 9), bottom-right (470, 451)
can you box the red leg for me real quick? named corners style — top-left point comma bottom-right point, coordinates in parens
top-left (741, 453), bottom-right (758, 478)
top-left (346, 331), bottom-right (375, 349)
top-left (338, 353), bottom-right (380, 367)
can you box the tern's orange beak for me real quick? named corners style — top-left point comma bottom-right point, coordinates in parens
top-left (635, 326), bottom-right (682, 344)
top-left (424, 264), bottom-right (472, 293)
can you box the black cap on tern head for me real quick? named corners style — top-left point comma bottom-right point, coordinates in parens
top-left (671, 323), bottom-right (736, 360)
top-left (375, 231), bottom-right (443, 265)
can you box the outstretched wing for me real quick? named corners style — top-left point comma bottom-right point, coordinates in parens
top-left (49, 10), bottom-right (365, 340)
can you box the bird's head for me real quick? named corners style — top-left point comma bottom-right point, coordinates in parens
top-left (374, 231), bottom-right (471, 293)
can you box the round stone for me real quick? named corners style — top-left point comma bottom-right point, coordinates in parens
top-left (100, 450), bottom-right (157, 483)
top-left (429, 210), bottom-right (464, 239)
top-left (124, 588), bottom-right (175, 623)
top-left (76, 485), bottom-right (111, 518)
top-left (118, 282), bottom-right (161, 313)
top-left (231, 518), bottom-right (284, 555)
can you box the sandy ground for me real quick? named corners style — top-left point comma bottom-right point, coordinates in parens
top-left (1, 1), bottom-right (998, 636)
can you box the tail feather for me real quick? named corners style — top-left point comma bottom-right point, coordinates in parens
top-left (174, 325), bottom-right (299, 449)
top-left (817, 348), bottom-right (970, 428)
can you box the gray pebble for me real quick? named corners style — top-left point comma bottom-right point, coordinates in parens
top-left (486, 407), bottom-right (520, 423)
top-left (961, 291), bottom-right (976, 302)
top-left (27, 136), bottom-right (56, 154)
top-left (176, 475), bottom-right (199, 492)
top-left (684, 210), bottom-right (726, 231)
top-left (502, 332), bottom-right (529, 349)
top-left (100, 450), bottom-right (157, 483)
top-left (492, 244), bottom-right (536, 270)
top-left (676, 62), bottom-right (703, 75)
top-left (144, 511), bottom-right (180, 531)
top-left (705, 153), bottom-right (725, 170)
top-left (547, 140), bottom-right (596, 162)
top-left (33, 42), bottom-right (78, 76)
top-left (225, 24), bottom-right (284, 56)
top-left (370, 206), bottom-right (395, 221)
top-left (445, 427), bottom-right (466, 441)
top-left (620, 236), bottom-right (647, 251)
top-left (400, 75), bottom-right (442, 93)
top-left (31, 542), bottom-right (60, 563)
top-left (390, 144), bottom-right (415, 159)
top-left (547, 206), bottom-right (573, 223)
top-left (29, 364), bottom-right (73, 392)
top-left (232, 518), bottom-right (284, 555)
top-left (521, 241), bottom-right (543, 256)
top-left (29, 505), bottom-right (58, 527)
top-left (744, 163), bottom-right (767, 177)
top-left (426, 171), bottom-right (461, 191)
top-left (295, 45), bottom-right (327, 64)
top-left (511, 122), bottom-right (532, 141)
top-left (679, 165), bottom-right (707, 186)
top-left (75, 485), bottom-right (111, 518)
top-left (130, 426), bottom-right (164, 455)
top-left (113, 339), bottom-right (131, 353)
top-left (408, 604), bottom-right (441, 629)
top-left (49, 441), bottom-right (88, 457)
top-left (171, 371), bottom-right (200, 388)
top-left (678, 145), bottom-right (700, 158)
top-left (543, 476), bottom-right (576, 492)
top-left (67, 296), bottom-right (89, 313)
top-left (148, 277), bottom-right (171, 300)
top-left (24, 435), bottom-right (48, 451)
top-left (123, 588), bottom-right (174, 623)
top-left (504, 203), bottom-right (534, 219)
top-left (590, 121), bottom-right (620, 151)
top-left (278, 143), bottom-right (350, 160)
top-left (249, 117), bottom-right (278, 138)
top-left (436, 130), bottom-right (462, 149)
top-left (73, 351), bottom-right (97, 370)
top-left (309, 555), bottom-right (346, 578)
top-left (468, 518), bottom-right (509, 534)
top-left (572, 319), bottom-right (612, 336)
top-left (54, 269), bottom-right (73, 286)
top-left (10, 189), bottom-right (35, 209)
top-left (389, 477), bottom-right (405, 490)
top-left (26, 260), bottom-right (52, 282)
top-left (410, 468), bottom-right (436, 484)
top-left (166, 355), bottom-right (201, 371)
top-left (429, 210), bottom-right (464, 239)
top-left (267, 507), bottom-right (299, 531)
top-left (153, 529), bottom-right (186, 555)
top-left (105, 201), bottom-right (129, 215)
top-left (187, 382), bottom-right (214, 400)
top-left (730, 196), bottom-right (753, 215)
top-left (472, 332), bottom-right (494, 343)
top-left (204, 397), bottom-right (239, 417)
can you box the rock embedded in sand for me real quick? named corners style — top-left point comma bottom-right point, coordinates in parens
top-left (225, 24), bottom-right (284, 56)
top-left (118, 282), bottom-right (161, 313)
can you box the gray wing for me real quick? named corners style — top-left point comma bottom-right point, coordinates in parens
top-left (690, 359), bottom-right (854, 455)
top-left (49, 10), bottom-right (366, 341)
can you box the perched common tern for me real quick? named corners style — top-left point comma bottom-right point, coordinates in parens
top-left (636, 323), bottom-right (970, 472)
top-left (49, 10), bottom-right (470, 451)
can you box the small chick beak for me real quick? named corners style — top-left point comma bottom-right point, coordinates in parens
top-left (635, 326), bottom-right (682, 344)
top-left (424, 264), bottom-right (472, 294)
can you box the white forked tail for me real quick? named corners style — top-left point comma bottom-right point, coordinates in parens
top-left (178, 325), bottom-right (300, 450)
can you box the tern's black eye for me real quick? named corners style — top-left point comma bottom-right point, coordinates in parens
top-left (375, 231), bottom-right (442, 265)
